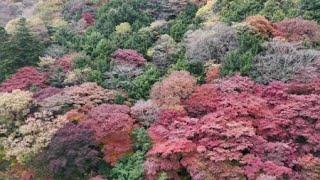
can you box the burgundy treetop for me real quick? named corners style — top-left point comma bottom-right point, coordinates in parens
top-left (0, 67), bottom-right (48, 92)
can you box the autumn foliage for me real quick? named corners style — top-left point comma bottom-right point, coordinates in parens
top-left (1, 1), bottom-right (320, 179)
top-left (112, 49), bottom-right (146, 67)
top-left (150, 71), bottom-right (196, 110)
top-left (145, 75), bottom-right (320, 179)
top-left (82, 12), bottom-right (95, 26)
top-left (274, 18), bottom-right (320, 45)
top-left (82, 104), bottom-right (134, 165)
top-left (205, 64), bottom-right (221, 83)
top-left (36, 123), bottom-right (104, 179)
top-left (0, 67), bottom-right (48, 92)
top-left (33, 87), bottom-right (62, 102)
top-left (54, 55), bottom-right (74, 72)
top-left (245, 15), bottom-right (278, 38)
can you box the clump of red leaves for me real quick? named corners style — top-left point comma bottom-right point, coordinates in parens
top-left (82, 104), bottom-right (134, 165)
top-left (54, 55), bottom-right (74, 72)
top-left (274, 18), bottom-right (320, 45)
top-left (185, 75), bottom-right (261, 117)
top-left (112, 49), bottom-right (146, 67)
top-left (0, 67), bottom-right (48, 92)
top-left (82, 12), bottom-right (95, 26)
top-left (145, 75), bottom-right (320, 179)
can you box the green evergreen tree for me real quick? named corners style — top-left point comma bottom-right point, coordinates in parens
top-left (0, 27), bottom-right (8, 59)
top-left (301, 0), bottom-right (320, 23)
top-left (0, 27), bottom-right (10, 82)
top-left (9, 18), bottom-right (44, 68)
top-left (221, 32), bottom-right (263, 76)
top-left (96, 0), bottom-right (154, 36)
top-left (0, 18), bottom-right (44, 82)
top-left (0, 26), bottom-right (7, 41)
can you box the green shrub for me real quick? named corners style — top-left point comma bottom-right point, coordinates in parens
top-left (108, 128), bottom-right (151, 180)
top-left (0, 27), bottom-right (8, 59)
top-left (238, 32), bottom-right (262, 54)
top-left (81, 30), bottom-right (105, 57)
top-left (0, 27), bottom-right (9, 82)
top-left (167, 56), bottom-right (189, 73)
top-left (187, 61), bottom-right (206, 84)
top-left (52, 25), bottom-right (81, 51)
top-left (79, 29), bottom-right (127, 75)
top-left (87, 69), bottom-right (104, 85)
top-left (125, 64), bottom-right (161, 100)
top-left (168, 48), bottom-right (205, 83)
top-left (217, 0), bottom-right (265, 23)
top-left (82, 28), bottom-right (127, 61)
top-left (171, 57), bottom-right (188, 70)
top-left (221, 51), bottom-right (255, 76)
top-left (131, 128), bottom-right (152, 153)
top-left (109, 151), bottom-right (145, 180)
top-left (90, 57), bottom-right (110, 77)
top-left (217, 0), bottom-right (300, 23)
top-left (124, 28), bottom-right (156, 55)
top-left (300, 0), bottom-right (320, 23)
top-left (77, 30), bottom-right (126, 82)
top-left (260, 0), bottom-right (299, 22)
top-left (221, 32), bottom-right (263, 76)
top-left (114, 93), bottom-right (126, 105)
top-left (93, 33), bottom-right (127, 63)
top-left (187, 61), bottom-right (205, 77)
top-left (169, 19), bottom-right (189, 42)
top-left (0, 146), bottom-right (10, 172)
top-left (73, 53), bottom-right (92, 69)
top-left (168, 4), bottom-right (199, 42)
top-left (95, 0), bottom-right (154, 36)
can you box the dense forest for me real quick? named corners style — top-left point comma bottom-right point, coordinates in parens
top-left (0, 0), bottom-right (319, 179)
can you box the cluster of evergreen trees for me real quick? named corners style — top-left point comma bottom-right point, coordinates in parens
top-left (0, 19), bottom-right (44, 82)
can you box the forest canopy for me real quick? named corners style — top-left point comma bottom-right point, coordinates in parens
top-left (0, 0), bottom-right (319, 179)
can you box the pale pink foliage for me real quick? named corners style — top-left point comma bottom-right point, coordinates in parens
top-left (33, 87), bottom-right (62, 102)
top-left (63, 82), bottom-right (116, 108)
top-left (131, 100), bottom-right (159, 127)
top-left (150, 71), bottom-right (197, 110)
top-left (36, 83), bottom-right (116, 121)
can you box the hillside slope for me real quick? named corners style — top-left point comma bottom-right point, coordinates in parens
top-left (0, 0), bottom-right (319, 179)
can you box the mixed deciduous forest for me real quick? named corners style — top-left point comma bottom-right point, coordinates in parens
top-left (0, 0), bottom-right (319, 179)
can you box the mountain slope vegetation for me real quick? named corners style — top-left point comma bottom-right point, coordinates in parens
top-left (0, 0), bottom-right (319, 179)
